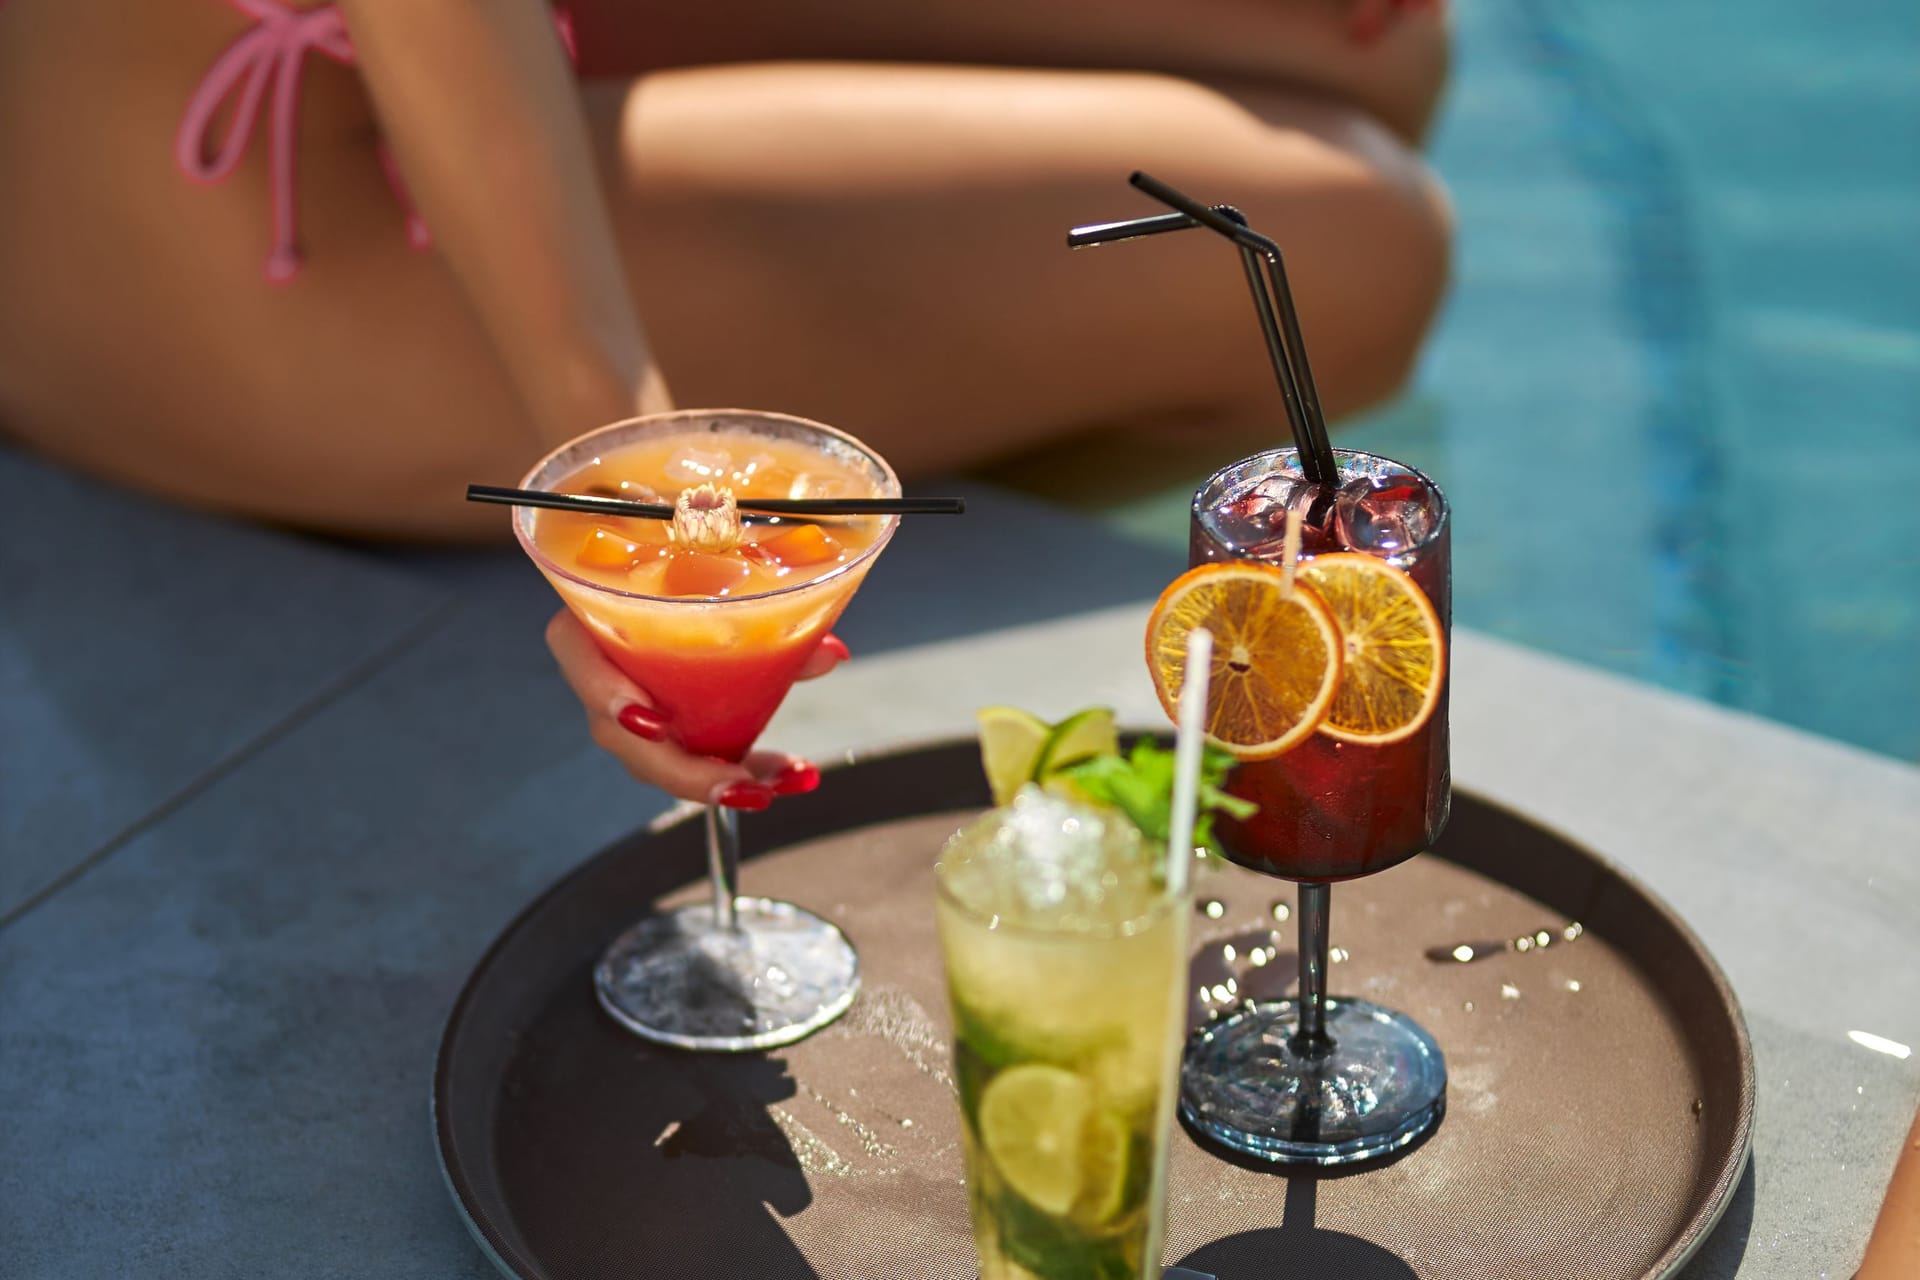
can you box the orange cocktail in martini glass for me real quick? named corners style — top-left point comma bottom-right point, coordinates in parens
top-left (515, 408), bottom-right (899, 1051)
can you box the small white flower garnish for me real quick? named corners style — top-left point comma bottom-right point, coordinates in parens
top-left (672, 483), bottom-right (743, 553)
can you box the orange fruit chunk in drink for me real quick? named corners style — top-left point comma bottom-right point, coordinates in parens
top-left (1146, 563), bottom-right (1342, 760)
top-left (1297, 552), bottom-right (1444, 744)
top-left (575, 524), bottom-right (647, 571)
top-left (759, 524), bottom-right (842, 567)
top-left (661, 550), bottom-right (754, 598)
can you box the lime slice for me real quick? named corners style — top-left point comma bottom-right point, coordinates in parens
top-left (1073, 1107), bottom-right (1131, 1226)
top-left (1033, 707), bottom-right (1121, 780)
top-left (977, 706), bottom-right (1050, 807)
top-left (979, 1064), bottom-right (1093, 1216)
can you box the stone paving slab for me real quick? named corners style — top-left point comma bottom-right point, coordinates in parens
top-left (0, 448), bottom-right (448, 923)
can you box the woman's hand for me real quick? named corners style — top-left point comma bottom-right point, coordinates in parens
top-left (544, 609), bottom-right (847, 808)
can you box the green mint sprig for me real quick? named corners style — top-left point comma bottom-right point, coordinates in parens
top-left (1061, 740), bottom-right (1256, 862)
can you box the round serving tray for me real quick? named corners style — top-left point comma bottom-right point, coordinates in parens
top-left (434, 737), bottom-right (1754, 1279)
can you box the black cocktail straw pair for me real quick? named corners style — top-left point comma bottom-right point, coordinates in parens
top-left (466, 485), bottom-right (964, 524)
top-left (1068, 171), bottom-right (1341, 487)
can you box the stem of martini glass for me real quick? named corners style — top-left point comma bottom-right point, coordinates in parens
top-left (1289, 881), bottom-right (1334, 1057)
top-left (704, 803), bottom-right (741, 931)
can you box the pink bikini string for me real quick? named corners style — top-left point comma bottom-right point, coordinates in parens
top-left (175, 0), bottom-right (430, 283)
top-left (176, 0), bottom-right (577, 284)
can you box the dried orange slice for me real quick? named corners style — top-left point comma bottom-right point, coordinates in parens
top-left (1297, 552), bottom-right (1444, 745)
top-left (1146, 563), bottom-right (1342, 760)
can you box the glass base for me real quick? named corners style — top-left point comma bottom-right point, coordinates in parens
top-left (593, 897), bottom-right (859, 1052)
top-left (1180, 997), bottom-right (1446, 1166)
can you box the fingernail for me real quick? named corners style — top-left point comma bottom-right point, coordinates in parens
top-left (616, 703), bottom-right (669, 741)
top-left (820, 634), bottom-right (850, 663)
top-left (771, 761), bottom-right (820, 797)
top-left (716, 782), bottom-right (775, 811)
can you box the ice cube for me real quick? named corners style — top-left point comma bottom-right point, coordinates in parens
top-left (731, 451), bottom-right (780, 485)
top-left (1204, 474), bottom-right (1291, 550)
top-left (789, 471), bottom-right (854, 500)
top-left (938, 790), bottom-right (1157, 930)
top-left (1205, 473), bottom-right (1339, 558)
top-left (1334, 473), bottom-right (1442, 556)
top-left (663, 444), bottom-right (733, 485)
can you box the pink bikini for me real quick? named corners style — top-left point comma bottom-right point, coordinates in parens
top-left (174, 0), bottom-right (578, 283)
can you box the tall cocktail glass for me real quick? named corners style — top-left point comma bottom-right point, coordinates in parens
top-left (1181, 445), bottom-right (1451, 1164)
top-left (937, 793), bottom-right (1191, 1278)
top-left (515, 408), bottom-right (899, 1051)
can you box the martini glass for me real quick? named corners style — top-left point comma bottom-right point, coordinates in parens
top-left (514, 409), bottom-right (899, 1051)
top-left (1181, 446), bottom-right (1451, 1164)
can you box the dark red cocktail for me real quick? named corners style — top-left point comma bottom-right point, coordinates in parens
top-left (1189, 447), bottom-right (1450, 881)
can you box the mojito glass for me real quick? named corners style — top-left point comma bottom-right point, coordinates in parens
top-left (936, 792), bottom-right (1190, 1279)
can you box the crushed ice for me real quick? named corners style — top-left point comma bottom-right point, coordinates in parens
top-left (939, 788), bottom-right (1159, 930)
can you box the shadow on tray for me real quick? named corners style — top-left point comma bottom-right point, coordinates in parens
top-left (1175, 1177), bottom-right (1417, 1278)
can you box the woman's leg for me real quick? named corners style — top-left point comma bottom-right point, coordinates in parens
top-left (564, 0), bottom-right (1450, 145)
top-left (1, 52), bottom-right (1443, 538)
top-left (585, 62), bottom-right (1450, 477)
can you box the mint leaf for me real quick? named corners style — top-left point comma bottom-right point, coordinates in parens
top-left (1061, 741), bottom-right (1255, 861)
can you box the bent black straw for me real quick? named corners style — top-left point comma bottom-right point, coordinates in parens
top-left (1067, 175), bottom-right (1339, 486)
top-left (1127, 172), bottom-right (1335, 483)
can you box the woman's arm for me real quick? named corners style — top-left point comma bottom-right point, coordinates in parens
top-left (336, 0), bottom-right (669, 444)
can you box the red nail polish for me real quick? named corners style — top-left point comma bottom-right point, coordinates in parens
top-left (772, 761), bottom-right (820, 796)
top-left (716, 782), bottom-right (775, 811)
top-left (820, 634), bottom-right (850, 663)
top-left (616, 704), bottom-right (668, 741)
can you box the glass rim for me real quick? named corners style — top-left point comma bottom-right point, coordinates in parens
top-left (1192, 445), bottom-right (1451, 552)
top-left (512, 408), bottom-right (902, 605)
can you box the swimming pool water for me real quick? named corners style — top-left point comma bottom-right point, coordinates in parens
top-left (989, 0), bottom-right (1920, 763)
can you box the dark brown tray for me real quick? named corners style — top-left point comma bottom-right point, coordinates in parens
top-left (433, 737), bottom-right (1754, 1279)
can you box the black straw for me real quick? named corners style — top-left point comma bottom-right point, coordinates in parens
top-left (717, 496), bottom-right (965, 516)
top-left (1067, 174), bottom-right (1340, 487)
top-left (1065, 210), bottom-right (1205, 248)
top-left (466, 484), bottom-right (964, 523)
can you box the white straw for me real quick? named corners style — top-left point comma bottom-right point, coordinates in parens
top-left (1165, 627), bottom-right (1213, 896)
top-left (1278, 502), bottom-right (1304, 598)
